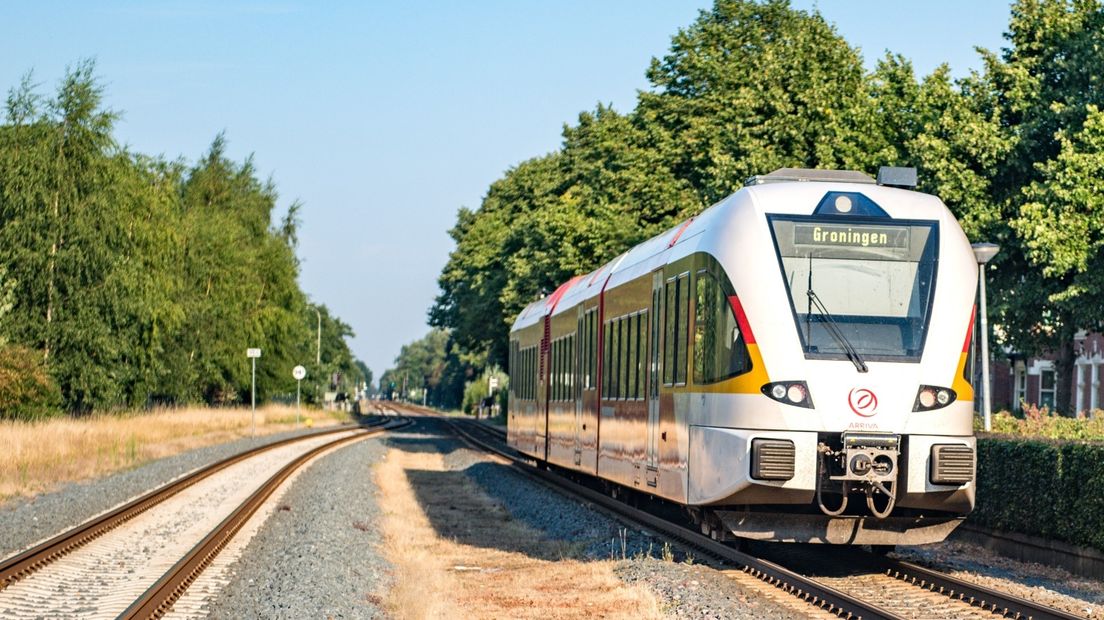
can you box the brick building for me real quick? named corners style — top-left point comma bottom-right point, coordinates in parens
top-left (988, 331), bottom-right (1104, 415)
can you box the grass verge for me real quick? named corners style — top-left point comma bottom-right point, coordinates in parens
top-left (0, 405), bottom-right (349, 503)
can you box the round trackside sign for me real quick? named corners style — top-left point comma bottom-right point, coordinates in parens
top-left (292, 365), bottom-right (306, 380)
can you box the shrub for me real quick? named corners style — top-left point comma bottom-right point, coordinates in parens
top-left (981, 406), bottom-right (1104, 441)
top-left (462, 366), bottom-right (508, 416)
top-left (0, 345), bottom-right (62, 421)
top-left (974, 437), bottom-right (1104, 551)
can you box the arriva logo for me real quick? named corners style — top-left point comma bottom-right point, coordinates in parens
top-left (848, 388), bottom-right (879, 417)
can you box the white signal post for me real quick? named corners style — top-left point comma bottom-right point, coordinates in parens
top-left (293, 365), bottom-right (307, 428)
top-left (247, 348), bottom-right (262, 438)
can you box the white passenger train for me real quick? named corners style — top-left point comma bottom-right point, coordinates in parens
top-left (508, 168), bottom-right (977, 545)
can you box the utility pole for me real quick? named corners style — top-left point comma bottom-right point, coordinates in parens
top-left (313, 306), bottom-right (321, 365)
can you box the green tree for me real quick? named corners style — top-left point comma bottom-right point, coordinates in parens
top-left (380, 328), bottom-right (469, 408)
top-left (972, 0), bottom-right (1104, 414)
top-left (638, 0), bottom-right (886, 204)
top-left (0, 63), bottom-right (364, 414)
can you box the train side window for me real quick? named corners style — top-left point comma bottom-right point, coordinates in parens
top-left (587, 312), bottom-right (594, 389)
top-left (621, 317), bottom-right (630, 400)
top-left (569, 334), bottom-right (575, 399)
top-left (675, 273), bottom-right (684, 381)
top-left (612, 318), bottom-right (622, 400)
top-left (694, 270), bottom-right (751, 383)
top-left (635, 313), bottom-right (643, 399)
top-left (556, 337), bottom-right (565, 401)
top-left (565, 336), bottom-right (571, 400)
top-left (603, 321), bottom-right (612, 398)
top-left (583, 313), bottom-right (590, 389)
top-left (550, 341), bottom-right (557, 402)
top-left (623, 317), bottom-right (630, 399)
top-left (640, 312), bottom-right (645, 398)
top-left (549, 337), bottom-right (556, 401)
top-left (664, 278), bottom-right (677, 385)
top-left (631, 311), bottom-right (640, 397)
top-left (591, 311), bottom-right (600, 388)
top-left (558, 340), bottom-right (564, 401)
top-left (666, 272), bottom-right (684, 383)
top-left (631, 313), bottom-right (640, 394)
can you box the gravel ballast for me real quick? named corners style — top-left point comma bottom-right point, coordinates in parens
top-left (0, 425), bottom-right (350, 560)
top-left (427, 417), bottom-right (809, 619)
top-left (201, 436), bottom-right (390, 619)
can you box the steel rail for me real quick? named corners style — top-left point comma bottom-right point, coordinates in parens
top-left (436, 414), bottom-right (903, 620)
top-left (873, 556), bottom-right (1084, 620)
top-left (0, 415), bottom-right (389, 591)
top-left (120, 416), bottom-right (411, 619)
top-left (443, 413), bottom-right (1087, 620)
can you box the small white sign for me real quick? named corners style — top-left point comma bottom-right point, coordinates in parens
top-left (292, 365), bottom-right (307, 380)
top-left (247, 348), bottom-right (262, 358)
top-left (488, 376), bottom-right (499, 390)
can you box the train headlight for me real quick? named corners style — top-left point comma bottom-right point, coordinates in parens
top-left (913, 385), bottom-right (957, 411)
top-left (936, 389), bottom-right (951, 406)
top-left (787, 384), bottom-right (806, 403)
top-left (761, 381), bottom-right (814, 408)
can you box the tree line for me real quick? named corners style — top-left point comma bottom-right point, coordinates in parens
top-left (0, 61), bottom-right (367, 419)
top-left (406, 0), bottom-right (1104, 416)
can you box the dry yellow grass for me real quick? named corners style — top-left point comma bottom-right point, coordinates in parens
top-left (0, 405), bottom-right (349, 502)
top-left (375, 447), bottom-right (661, 619)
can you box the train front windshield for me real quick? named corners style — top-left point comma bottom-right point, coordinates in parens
top-left (769, 217), bottom-right (938, 362)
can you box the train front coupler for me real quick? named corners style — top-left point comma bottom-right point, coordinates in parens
top-left (816, 432), bottom-right (900, 519)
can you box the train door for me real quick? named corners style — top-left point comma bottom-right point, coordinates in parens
top-left (574, 306), bottom-right (584, 466)
top-left (646, 270), bottom-right (662, 486)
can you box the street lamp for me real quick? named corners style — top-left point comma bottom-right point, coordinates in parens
top-left (972, 242), bottom-right (1000, 432)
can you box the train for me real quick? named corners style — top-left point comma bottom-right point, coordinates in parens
top-left (507, 167), bottom-right (977, 545)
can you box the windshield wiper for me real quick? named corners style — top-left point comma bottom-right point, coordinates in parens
top-left (807, 288), bottom-right (869, 373)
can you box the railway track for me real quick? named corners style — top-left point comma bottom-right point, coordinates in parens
top-left (405, 405), bottom-right (1084, 620)
top-left (0, 412), bottom-right (408, 619)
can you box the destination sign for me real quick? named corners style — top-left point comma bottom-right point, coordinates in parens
top-left (793, 224), bottom-right (910, 249)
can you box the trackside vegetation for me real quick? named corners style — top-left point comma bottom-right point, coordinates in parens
top-left (974, 406), bottom-right (1104, 550)
top-left (415, 0), bottom-right (1104, 420)
top-left (0, 62), bottom-right (367, 418)
top-left (975, 437), bottom-right (1104, 552)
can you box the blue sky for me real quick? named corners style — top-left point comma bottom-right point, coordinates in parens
top-left (0, 1), bottom-right (1011, 378)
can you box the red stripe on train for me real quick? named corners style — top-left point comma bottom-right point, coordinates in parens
top-left (728, 295), bottom-right (756, 345)
top-left (962, 304), bottom-right (976, 353)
